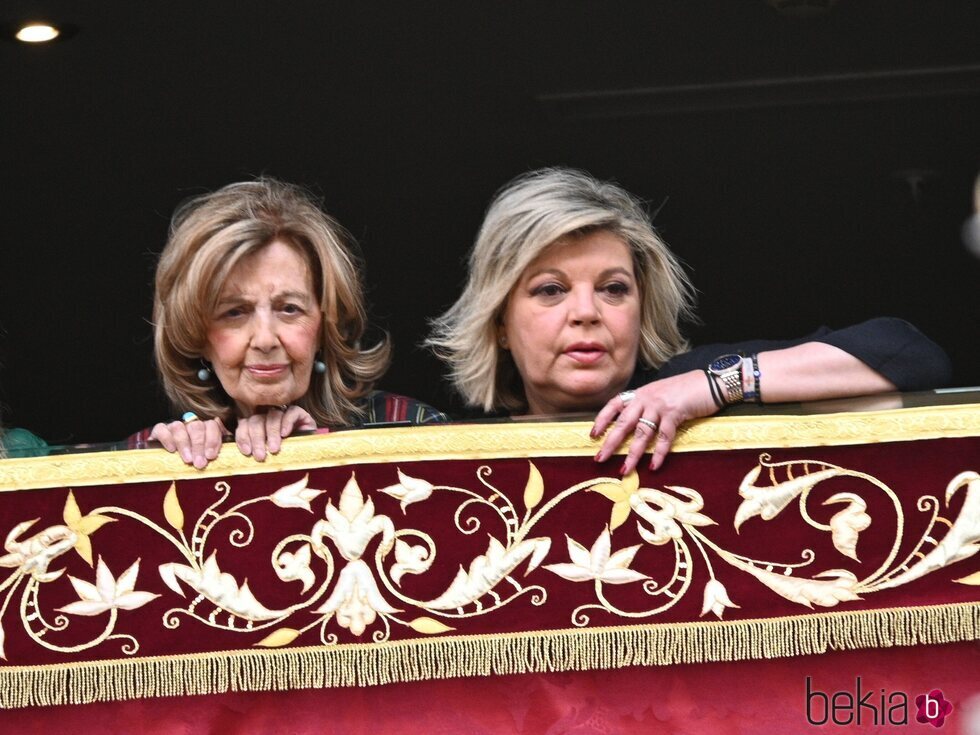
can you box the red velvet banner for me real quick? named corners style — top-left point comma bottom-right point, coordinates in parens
top-left (0, 406), bottom-right (978, 711)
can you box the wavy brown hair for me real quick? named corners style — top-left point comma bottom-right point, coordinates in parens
top-left (153, 178), bottom-right (390, 427)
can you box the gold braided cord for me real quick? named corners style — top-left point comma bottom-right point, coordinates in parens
top-left (1, 601), bottom-right (978, 709)
top-left (1, 403), bottom-right (979, 492)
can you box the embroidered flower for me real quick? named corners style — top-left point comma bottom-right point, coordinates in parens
top-left (380, 470), bottom-right (435, 513)
top-left (632, 486), bottom-right (715, 545)
top-left (545, 528), bottom-right (648, 585)
top-left (699, 578), bottom-right (740, 619)
top-left (270, 474), bottom-right (325, 512)
top-left (312, 474), bottom-right (394, 562)
top-left (315, 559), bottom-right (400, 636)
top-left (58, 557), bottom-right (158, 616)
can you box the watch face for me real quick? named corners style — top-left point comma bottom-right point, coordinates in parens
top-left (709, 354), bottom-right (741, 372)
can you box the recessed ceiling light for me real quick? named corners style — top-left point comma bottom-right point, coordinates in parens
top-left (15, 23), bottom-right (60, 43)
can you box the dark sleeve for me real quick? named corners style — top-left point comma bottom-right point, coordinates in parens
top-left (654, 318), bottom-right (951, 391)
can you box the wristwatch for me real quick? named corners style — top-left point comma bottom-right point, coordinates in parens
top-left (707, 353), bottom-right (744, 405)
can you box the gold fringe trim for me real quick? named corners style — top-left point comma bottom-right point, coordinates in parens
top-left (2, 403), bottom-right (979, 491)
top-left (2, 601), bottom-right (978, 709)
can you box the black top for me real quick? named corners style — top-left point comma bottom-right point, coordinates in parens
top-left (632, 317), bottom-right (951, 392)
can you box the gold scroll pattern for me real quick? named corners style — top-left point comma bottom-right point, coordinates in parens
top-left (0, 458), bottom-right (979, 660)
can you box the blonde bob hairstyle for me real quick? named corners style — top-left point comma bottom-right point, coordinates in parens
top-left (153, 178), bottom-right (390, 427)
top-left (428, 167), bottom-right (696, 413)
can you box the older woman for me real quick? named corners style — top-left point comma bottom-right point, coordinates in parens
top-left (428, 167), bottom-right (950, 474)
top-left (146, 178), bottom-right (444, 468)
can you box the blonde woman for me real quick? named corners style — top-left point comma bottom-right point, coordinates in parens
top-left (429, 167), bottom-right (950, 474)
top-left (139, 178), bottom-right (445, 468)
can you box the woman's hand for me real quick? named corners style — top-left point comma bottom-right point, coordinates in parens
top-left (151, 417), bottom-right (228, 469)
top-left (592, 370), bottom-right (718, 475)
top-left (234, 405), bottom-right (317, 462)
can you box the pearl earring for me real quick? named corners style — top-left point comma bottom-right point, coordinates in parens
top-left (197, 361), bottom-right (212, 382)
top-left (314, 358), bottom-right (327, 374)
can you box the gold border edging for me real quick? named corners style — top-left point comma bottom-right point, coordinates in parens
top-left (0, 601), bottom-right (977, 708)
top-left (2, 403), bottom-right (979, 491)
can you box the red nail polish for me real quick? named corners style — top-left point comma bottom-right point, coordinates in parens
top-left (619, 462), bottom-right (628, 476)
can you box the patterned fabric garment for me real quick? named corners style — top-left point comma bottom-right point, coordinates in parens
top-left (351, 390), bottom-right (448, 427)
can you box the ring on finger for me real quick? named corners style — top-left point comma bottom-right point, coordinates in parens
top-left (618, 390), bottom-right (636, 406)
top-left (637, 417), bottom-right (659, 432)
top-left (181, 411), bottom-right (200, 424)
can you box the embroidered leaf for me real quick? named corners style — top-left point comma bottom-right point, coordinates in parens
top-left (72, 514), bottom-right (115, 536)
top-left (158, 563), bottom-right (185, 596)
top-left (875, 472), bottom-right (980, 591)
top-left (824, 492), bottom-right (871, 561)
top-left (523, 461), bottom-right (544, 511)
top-left (954, 571), bottom-right (980, 585)
top-left (621, 471), bottom-right (639, 495)
top-left (408, 617), bottom-right (455, 635)
top-left (609, 500), bottom-right (632, 531)
top-left (591, 483), bottom-right (626, 502)
top-left (63, 491), bottom-right (82, 527)
top-left (255, 628), bottom-right (301, 648)
top-left (744, 566), bottom-right (861, 609)
top-left (590, 473), bottom-right (641, 531)
top-left (524, 537), bottom-right (552, 574)
top-left (735, 464), bottom-right (843, 531)
top-left (275, 544), bottom-right (316, 593)
top-left (391, 539), bottom-right (431, 586)
top-left (424, 537), bottom-right (549, 610)
top-left (74, 534), bottom-right (94, 567)
top-left (163, 483), bottom-right (184, 531)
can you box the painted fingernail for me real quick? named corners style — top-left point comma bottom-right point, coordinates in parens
top-left (594, 451), bottom-right (604, 462)
top-left (619, 462), bottom-right (628, 476)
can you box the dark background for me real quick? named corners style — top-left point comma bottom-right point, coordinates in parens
top-left (1, 1), bottom-right (978, 444)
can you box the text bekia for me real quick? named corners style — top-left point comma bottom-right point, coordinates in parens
top-left (806, 677), bottom-right (909, 727)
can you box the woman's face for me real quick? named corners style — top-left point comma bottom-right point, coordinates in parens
top-left (203, 240), bottom-right (322, 417)
top-left (500, 230), bottom-right (641, 415)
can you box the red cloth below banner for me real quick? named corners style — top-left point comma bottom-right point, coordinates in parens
top-left (9, 642), bottom-right (980, 734)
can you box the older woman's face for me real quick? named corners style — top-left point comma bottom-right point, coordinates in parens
top-left (203, 240), bottom-right (322, 417)
top-left (500, 230), bottom-right (641, 415)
